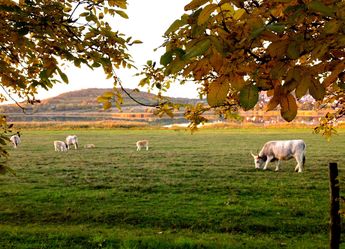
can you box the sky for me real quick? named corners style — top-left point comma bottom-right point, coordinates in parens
top-left (34, 0), bottom-right (200, 101)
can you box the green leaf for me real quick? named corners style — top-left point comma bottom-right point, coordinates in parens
top-left (324, 20), bottom-right (340, 34)
top-left (131, 40), bottom-right (143, 44)
top-left (280, 93), bottom-right (297, 122)
top-left (197, 4), bottom-right (217, 25)
top-left (308, 1), bottom-right (335, 17)
top-left (239, 85), bottom-right (259, 111)
top-left (56, 68), bottom-right (69, 84)
top-left (183, 39), bottom-right (211, 60)
top-left (250, 26), bottom-right (265, 39)
top-left (160, 51), bottom-right (173, 66)
top-left (160, 48), bottom-right (185, 66)
top-left (207, 79), bottom-right (230, 107)
top-left (115, 10), bottom-right (129, 19)
top-left (164, 15), bottom-right (188, 35)
top-left (165, 59), bottom-right (186, 75)
top-left (266, 23), bottom-right (285, 33)
top-left (91, 62), bottom-right (101, 68)
top-left (287, 42), bottom-right (300, 59)
top-left (184, 0), bottom-right (209, 11)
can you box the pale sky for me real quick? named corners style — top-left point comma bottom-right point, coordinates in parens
top-left (35, 0), bottom-right (200, 101)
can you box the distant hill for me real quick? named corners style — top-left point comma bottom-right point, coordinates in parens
top-left (0, 88), bottom-right (201, 114)
top-left (0, 88), bottom-right (203, 123)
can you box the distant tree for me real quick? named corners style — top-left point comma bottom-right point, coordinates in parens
top-left (0, 0), bottom-right (139, 171)
top-left (137, 0), bottom-right (345, 135)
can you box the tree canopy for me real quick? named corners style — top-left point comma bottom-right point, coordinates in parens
top-left (0, 0), bottom-right (140, 170)
top-left (0, 0), bottom-right (141, 106)
top-left (137, 0), bottom-right (345, 134)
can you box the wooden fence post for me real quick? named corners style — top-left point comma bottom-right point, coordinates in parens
top-left (329, 162), bottom-right (340, 249)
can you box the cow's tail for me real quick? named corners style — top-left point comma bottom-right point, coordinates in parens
top-left (302, 142), bottom-right (306, 166)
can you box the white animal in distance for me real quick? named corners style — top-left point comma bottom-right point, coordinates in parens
top-left (54, 141), bottom-right (68, 152)
top-left (136, 140), bottom-right (149, 151)
top-left (66, 135), bottom-right (78, 150)
top-left (10, 132), bottom-right (21, 148)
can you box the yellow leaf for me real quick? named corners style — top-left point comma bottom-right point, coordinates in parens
top-left (197, 4), bottom-right (217, 25)
top-left (207, 78), bottom-right (230, 107)
top-left (233, 8), bottom-right (245, 20)
top-left (267, 40), bottom-right (289, 58)
top-left (229, 73), bottom-right (245, 90)
top-left (218, 3), bottom-right (235, 18)
top-left (184, 0), bottom-right (209, 11)
top-left (209, 50), bottom-right (223, 73)
top-left (102, 91), bottom-right (114, 98)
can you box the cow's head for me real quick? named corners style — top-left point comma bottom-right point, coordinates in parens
top-left (250, 152), bottom-right (266, 169)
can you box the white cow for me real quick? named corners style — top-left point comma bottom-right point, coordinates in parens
top-left (10, 132), bottom-right (21, 148)
top-left (54, 141), bottom-right (68, 152)
top-left (136, 140), bottom-right (149, 151)
top-left (66, 135), bottom-right (78, 150)
top-left (251, 140), bottom-right (306, 173)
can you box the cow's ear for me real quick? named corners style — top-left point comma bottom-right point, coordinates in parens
top-left (250, 152), bottom-right (256, 158)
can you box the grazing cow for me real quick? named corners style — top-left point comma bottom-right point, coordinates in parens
top-left (251, 140), bottom-right (306, 172)
top-left (66, 135), bottom-right (78, 150)
top-left (136, 140), bottom-right (149, 151)
top-left (54, 141), bottom-right (68, 152)
top-left (10, 132), bottom-right (21, 148)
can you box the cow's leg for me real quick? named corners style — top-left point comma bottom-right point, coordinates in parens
top-left (294, 155), bottom-right (303, 173)
top-left (275, 160), bottom-right (280, 171)
top-left (263, 156), bottom-right (273, 170)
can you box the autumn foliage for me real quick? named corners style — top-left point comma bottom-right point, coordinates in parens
top-left (138, 0), bottom-right (345, 129)
top-left (0, 0), bottom-right (139, 104)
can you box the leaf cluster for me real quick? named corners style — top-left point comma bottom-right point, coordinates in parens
top-left (156, 0), bottom-right (345, 125)
top-left (0, 0), bottom-right (136, 103)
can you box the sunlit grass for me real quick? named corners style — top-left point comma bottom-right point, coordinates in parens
top-left (0, 128), bottom-right (344, 248)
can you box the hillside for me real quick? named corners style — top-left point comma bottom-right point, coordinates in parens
top-left (0, 88), bottom-right (202, 123)
top-left (0, 88), bottom-right (201, 114)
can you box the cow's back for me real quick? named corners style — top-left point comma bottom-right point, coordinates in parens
top-left (261, 140), bottom-right (305, 159)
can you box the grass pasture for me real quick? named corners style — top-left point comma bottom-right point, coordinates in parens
top-left (1, 128), bottom-right (345, 249)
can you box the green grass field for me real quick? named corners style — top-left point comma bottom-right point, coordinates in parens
top-left (0, 128), bottom-right (345, 249)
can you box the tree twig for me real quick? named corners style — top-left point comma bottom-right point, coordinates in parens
top-left (0, 86), bottom-right (27, 114)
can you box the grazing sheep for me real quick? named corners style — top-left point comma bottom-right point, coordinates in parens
top-left (84, 144), bottom-right (95, 149)
top-left (66, 135), bottom-right (78, 150)
top-left (10, 132), bottom-right (21, 148)
top-left (54, 141), bottom-right (68, 152)
top-left (136, 140), bottom-right (149, 151)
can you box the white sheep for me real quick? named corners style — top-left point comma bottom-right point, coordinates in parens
top-left (54, 141), bottom-right (68, 152)
top-left (10, 132), bottom-right (21, 148)
top-left (136, 140), bottom-right (149, 151)
top-left (84, 144), bottom-right (95, 149)
top-left (66, 135), bottom-right (78, 150)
